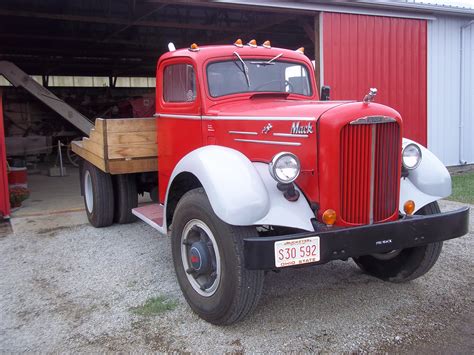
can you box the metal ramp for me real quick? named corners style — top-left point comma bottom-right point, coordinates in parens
top-left (0, 61), bottom-right (94, 135)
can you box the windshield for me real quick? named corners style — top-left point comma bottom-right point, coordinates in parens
top-left (207, 58), bottom-right (313, 98)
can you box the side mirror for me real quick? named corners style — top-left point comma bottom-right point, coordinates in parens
top-left (320, 85), bottom-right (330, 101)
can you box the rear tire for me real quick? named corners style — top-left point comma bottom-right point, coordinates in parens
top-left (353, 201), bottom-right (443, 282)
top-left (171, 188), bottom-right (264, 325)
top-left (82, 161), bottom-right (114, 228)
top-left (113, 174), bottom-right (138, 224)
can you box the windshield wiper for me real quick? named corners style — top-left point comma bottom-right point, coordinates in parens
top-left (250, 53), bottom-right (283, 66)
top-left (233, 51), bottom-right (250, 87)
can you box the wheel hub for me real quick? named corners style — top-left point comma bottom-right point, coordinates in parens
top-left (189, 241), bottom-right (212, 275)
top-left (181, 220), bottom-right (221, 297)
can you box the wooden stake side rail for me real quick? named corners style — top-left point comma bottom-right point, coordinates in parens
top-left (71, 117), bottom-right (158, 174)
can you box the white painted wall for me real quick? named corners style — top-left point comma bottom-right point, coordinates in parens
top-left (427, 16), bottom-right (474, 166)
top-left (460, 19), bottom-right (474, 164)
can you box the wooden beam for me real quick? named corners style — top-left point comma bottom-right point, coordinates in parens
top-left (314, 15), bottom-right (321, 94)
top-left (303, 21), bottom-right (315, 45)
top-left (100, 4), bottom-right (168, 43)
top-left (0, 9), bottom-right (263, 33)
top-left (108, 158), bottom-right (157, 174)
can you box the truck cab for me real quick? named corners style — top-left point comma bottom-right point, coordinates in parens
top-left (76, 40), bottom-right (469, 326)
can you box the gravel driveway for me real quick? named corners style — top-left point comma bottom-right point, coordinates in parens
top-left (0, 200), bottom-right (472, 352)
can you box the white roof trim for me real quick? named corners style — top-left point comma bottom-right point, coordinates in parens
top-left (214, 0), bottom-right (438, 20)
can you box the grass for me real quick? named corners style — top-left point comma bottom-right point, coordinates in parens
top-left (131, 296), bottom-right (178, 316)
top-left (448, 171), bottom-right (474, 204)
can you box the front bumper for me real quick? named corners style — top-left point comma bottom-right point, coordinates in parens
top-left (244, 207), bottom-right (470, 270)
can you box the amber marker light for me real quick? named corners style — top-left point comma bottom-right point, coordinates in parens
top-left (296, 47), bottom-right (305, 54)
top-left (262, 40), bottom-right (271, 48)
top-left (404, 200), bottom-right (415, 215)
top-left (322, 209), bottom-right (337, 226)
top-left (189, 43), bottom-right (200, 52)
top-left (248, 39), bottom-right (257, 47)
top-left (234, 38), bottom-right (243, 47)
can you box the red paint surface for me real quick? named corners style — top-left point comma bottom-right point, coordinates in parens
top-left (322, 13), bottom-right (427, 145)
top-left (0, 93), bottom-right (10, 218)
top-left (154, 45), bottom-right (404, 226)
top-left (317, 102), bottom-right (402, 226)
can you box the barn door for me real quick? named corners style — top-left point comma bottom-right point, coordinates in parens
top-left (0, 92), bottom-right (10, 219)
top-left (321, 13), bottom-right (427, 146)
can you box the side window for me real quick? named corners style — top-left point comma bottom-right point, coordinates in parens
top-left (285, 65), bottom-right (311, 96)
top-left (163, 64), bottom-right (196, 103)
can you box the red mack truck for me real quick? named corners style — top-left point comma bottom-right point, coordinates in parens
top-left (72, 39), bottom-right (470, 325)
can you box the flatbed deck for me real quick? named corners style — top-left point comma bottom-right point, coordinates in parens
top-left (71, 117), bottom-right (158, 174)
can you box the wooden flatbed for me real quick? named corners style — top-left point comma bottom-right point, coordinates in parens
top-left (71, 117), bottom-right (158, 174)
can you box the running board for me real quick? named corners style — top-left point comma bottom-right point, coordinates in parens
top-left (132, 204), bottom-right (166, 235)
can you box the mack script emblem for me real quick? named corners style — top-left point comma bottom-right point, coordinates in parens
top-left (291, 122), bottom-right (314, 135)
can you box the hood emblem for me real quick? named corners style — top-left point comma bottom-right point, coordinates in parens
top-left (262, 123), bottom-right (273, 134)
top-left (291, 122), bottom-right (313, 135)
top-left (350, 116), bottom-right (396, 125)
top-left (363, 88), bottom-right (377, 104)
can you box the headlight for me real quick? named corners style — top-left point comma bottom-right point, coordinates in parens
top-left (402, 143), bottom-right (422, 170)
top-left (269, 152), bottom-right (300, 183)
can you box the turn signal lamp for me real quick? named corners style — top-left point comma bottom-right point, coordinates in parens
top-left (248, 39), bottom-right (257, 48)
top-left (189, 43), bottom-right (200, 52)
top-left (234, 38), bottom-right (243, 47)
top-left (404, 200), bottom-right (415, 215)
top-left (322, 209), bottom-right (337, 226)
top-left (296, 47), bottom-right (305, 54)
top-left (263, 40), bottom-right (271, 48)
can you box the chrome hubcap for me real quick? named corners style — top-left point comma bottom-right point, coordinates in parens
top-left (84, 170), bottom-right (93, 213)
top-left (181, 219), bottom-right (221, 297)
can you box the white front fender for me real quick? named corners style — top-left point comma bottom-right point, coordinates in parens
top-left (400, 138), bottom-right (451, 213)
top-left (166, 146), bottom-right (315, 231)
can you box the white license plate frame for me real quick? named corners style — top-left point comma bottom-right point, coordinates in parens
top-left (274, 236), bottom-right (320, 268)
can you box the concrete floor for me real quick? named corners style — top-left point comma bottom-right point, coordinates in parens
top-left (12, 167), bottom-right (84, 218)
top-left (10, 166), bottom-right (152, 218)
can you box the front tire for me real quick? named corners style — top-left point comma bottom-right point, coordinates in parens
top-left (171, 188), bottom-right (264, 325)
top-left (353, 202), bottom-right (443, 282)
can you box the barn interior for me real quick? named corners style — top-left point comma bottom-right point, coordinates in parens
top-left (0, 0), bottom-right (318, 216)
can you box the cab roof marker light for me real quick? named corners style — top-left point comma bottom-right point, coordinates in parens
top-left (262, 40), bottom-right (271, 48)
top-left (234, 39), bottom-right (243, 48)
top-left (296, 47), bottom-right (305, 54)
top-left (248, 39), bottom-right (257, 48)
top-left (189, 43), bottom-right (200, 52)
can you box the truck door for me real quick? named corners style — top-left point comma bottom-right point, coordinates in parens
top-left (0, 92), bottom-right (10, 219)
top-left (156, 58), bottom-right (202, 203)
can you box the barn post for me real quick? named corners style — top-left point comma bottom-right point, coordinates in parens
top-left (0, 90), bottom-right (10, 219)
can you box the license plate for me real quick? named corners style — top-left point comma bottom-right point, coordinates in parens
top-left (274, 236), bottom-right (320, 268)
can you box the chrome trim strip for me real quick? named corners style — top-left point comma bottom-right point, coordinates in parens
top-left (203, 115), bottom-right (315, 121)
top-left (228, 131), bottom-right (258, 135)
top-left (273, 133), bottom-right (309, 138)
top-left (234, 139), bottom-right (301, 146)
top-left (158, 113), bottom-right (202, 120)
top-left (350, 116), bottom-right (396, 125)
top-left (369, 124), bottom-right (376, 224)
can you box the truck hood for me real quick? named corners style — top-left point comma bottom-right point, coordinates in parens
top-left (205, 98), bottom-right (352, 119)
